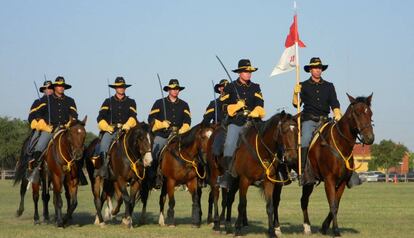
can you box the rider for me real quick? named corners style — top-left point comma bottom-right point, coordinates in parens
top-left (293, 57), bottom-right (361, 187)
top-left (27, 76), bottom-right (79, 183)
top-left (218, 59), bottom-right (265, 189)
top-left (96, 77), bottom-right (138, 179)
top-left (148, 79), bottom-right (191, 188)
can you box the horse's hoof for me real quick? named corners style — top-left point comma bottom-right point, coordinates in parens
top-left (122, 217), bottom-right (133, 229)
top-left (99, 222), bottom-right (106, 228)
top-left (333, 229), bottom-right (341, 237)
top-left (168, 224), bottom-right (176, 228)
top-left (34, 220), bottom-right (41, 225)
top-left (158, 213), bottom-right (165, 226)
top-left (56, 221), bottom-right (64, 228)
top-left (319, 228), bottom-right (327, 235)
top-left (15, 209), bottom-right (23, 217)
top-left (192, 224), bottom-right (201, 228)
top-left (275, 226), bottom-right (282, 237)
top-left (303, 223), bottom-right (311, 235)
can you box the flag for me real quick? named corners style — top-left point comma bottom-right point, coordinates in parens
top-left (270, 15), bottom-right (306, 77)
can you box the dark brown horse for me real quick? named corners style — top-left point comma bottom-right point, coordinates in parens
top-left (14, 134), bottom-right (51, 224)
top-left (270, 94), bottom-right (374, 237)
top-left (291, 94), bottom-right (374, 237)
top-left (156, 123), bottom-right (214, 227)
top-left (45, 116), bottom-right (87, 227)
top-left (107, 123), bottom-right (152, 228)
top-left (205, 124), bottom-right (229, 230)
top-left (225, 112), bottom-right (299, 238)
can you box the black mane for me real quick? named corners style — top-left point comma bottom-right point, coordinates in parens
top-left (353, 96), bottom-right (371, 107)
top-left (179, 123), bottom-right (202, 148)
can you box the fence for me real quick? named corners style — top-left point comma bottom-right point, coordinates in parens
top-left (0, 169), bottom-right (15, 180)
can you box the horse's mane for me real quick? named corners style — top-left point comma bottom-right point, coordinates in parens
top-left (178, 123), bottom-right (202, 148)
top-left (352, 96), bottom-right (371, 107)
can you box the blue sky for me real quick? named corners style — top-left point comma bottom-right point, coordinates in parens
top-left (0, 0), bottom-right (413, 150)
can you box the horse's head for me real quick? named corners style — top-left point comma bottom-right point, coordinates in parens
top-left (345, 93), bottom-right (374, 145)
top-left (273, 111), bottom-right (299, 165)
top-left (133, 122), bottom-right (153, 167)
top-left (179, 123), bottom-right (214, 160)
top-left (67, 116), bottom-right (87, 160)
top-left (197, 123), bottom-right (215, 157)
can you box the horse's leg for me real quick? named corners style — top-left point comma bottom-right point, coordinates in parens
top-left (118, 179), bottom-right (133, 228)
top-left (111, 181), bottom-right (123, 216)
top-left (64, 177), bottom-right (79, 224)
top-left (41, 174), bottom-right (50, 223)
top-left (16, 178), bottom-right (28, 217)
top-left (219, 187), bottom-right (227, 229)
top-left (166, 178), bottom-right (176, 227)
top-left (52, 176), bottom-right (64, 227)
top-left (187, 178), bottom-right (201, 228)
top-left (63, 180), bottom-right (71, 220)
top-left (330, 181), bottom-right (346, 237)
top-left (301, 184), bottom-right (314, 235)
top-left (93, 176), bottom-right (105, 225)
top-left (235, 177), bottom-right (251, 237)
top-left (139, 181), bottom-right (149, 225)
top-left (158, 181), bottom-right (167, 226)
top-left (207, 189), bottom-right (213, 225)
top-left (128, 181), bottom-right (140, 228)
top-left (212, 185), bottom-right (220, 231)
top-left (32, 182), bottom-right (40, 225)
top-left (273, 183), bottom-right (283, 237)
top-left (320, 179), bottom-right (338, 236)
top-left (225, 177), bottom-right (239, 234)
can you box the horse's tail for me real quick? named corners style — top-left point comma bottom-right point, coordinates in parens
top-left (136, 175), bottom-right (152, 203)
top-left (14, 136), bottom-right (31, 186)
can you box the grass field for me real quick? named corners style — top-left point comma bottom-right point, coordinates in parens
top-left (0, 180), bottom-right (413, 238)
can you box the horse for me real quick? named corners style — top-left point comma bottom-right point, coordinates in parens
top-left (225, 111), bottom-right (299, 238)
top-left (45, 116), bottom-right (87, 227)
top-left (106, 123), bottom-right (152, 228)
top-left (153, 123), bottom-right (214, 227)
top-left (205, 124), bottom-right (229, 230)
top-left (14, 133), bottom-right (51, 224)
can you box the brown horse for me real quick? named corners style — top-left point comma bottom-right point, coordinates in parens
top-left (14, 134), bottom-right (51, 224)
top-left (205, 124), bottom-right (229, 230)
top-left (156, 123), bottom-right (214, 227)
top-left (45, 116), bottom-right (87, 227)
top-left (107, 123), bottom-right (153, 228)
top-left (288, 93), bottom-right (374, 237)
top-left (225, 111), bottom-right (299, 238)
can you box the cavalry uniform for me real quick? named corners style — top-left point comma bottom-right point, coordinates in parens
top-left (202, 79), bottom-right (228, 157)
top-left (293, 57), bottom-right (343, 185)
top-left (219, 59), bottom-right (265, 188)
top-left (28, 77), bottom-right (78, 183)
top-left (96, 77), bottom-right (138, 178)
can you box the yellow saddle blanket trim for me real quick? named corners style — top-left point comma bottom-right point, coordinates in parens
top-left (308, 122), bottom-right (330, 151)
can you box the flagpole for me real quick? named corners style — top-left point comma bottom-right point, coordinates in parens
top-left (294, 1), bottom-right (302, 180)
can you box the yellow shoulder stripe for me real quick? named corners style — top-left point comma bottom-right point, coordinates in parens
top-left (100, 106), bottom-right (109, 111)
top-left (150, 108), bottom-right (160, 115)
top-left (254, 92), bottom-right (263, 100)
top-left (29, 103), bottom-right (46, 114)
top-left (204, 108), bottom-right (214, 115)
top-left (184, 109), bottom-right (191, 117)
top-left (220, 94), bottom-right (229, 101)
top-left (129, 107), bottom-right (137, 113)
top-left (70, 106), bottom-right (77, 112)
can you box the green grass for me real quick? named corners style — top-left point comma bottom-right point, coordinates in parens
top-left (0, 180), bottom-right (413, 238)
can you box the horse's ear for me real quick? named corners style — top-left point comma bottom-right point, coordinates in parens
top-left (280, 110), bottom-right (286, 117)
top-left (346, 93), bottom-right (356, 104)
top-left (367, 93), bottom-right (373, 104)
top-left (81, 115), bottom-right (87, 125)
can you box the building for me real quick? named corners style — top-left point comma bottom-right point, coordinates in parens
top-left (353, 144), bottom-right (371, 172)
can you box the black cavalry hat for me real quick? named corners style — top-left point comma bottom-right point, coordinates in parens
top-left (109, 77), bottom-right (131, 88)
top-left (39, 80), bottom-right (53, 93)
top-left (52, 76), bottom-right (72, 89)
top-left (304, 57), bottom-right (328, 73)
top-left (163, 79), bottom-right (185, 92)
top-left (232, 59), bottom-right (258, 73)
top-left (214, 79), bottom-right (229, 93)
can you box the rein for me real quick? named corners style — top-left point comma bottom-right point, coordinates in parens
top-left (122, 131), bottom-right (147, 180)
top-left (176, 138), bottom-right (206, 179)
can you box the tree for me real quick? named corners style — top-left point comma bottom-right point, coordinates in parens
top-left (369, 139), bottom-right (409, 176)
top-left (85, 131), bottom-right (98, 147)
top-left (0, 117), bottom-right (30, 169)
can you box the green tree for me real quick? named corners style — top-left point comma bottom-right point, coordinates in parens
top-left (0, 117), bottom-right (30, 169)
top-left (369, 139), bottom-right (409, 175)
top-left (85, 131), bottom-right (98, 147)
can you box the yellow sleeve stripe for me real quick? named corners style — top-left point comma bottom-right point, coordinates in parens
top-left (184, 109), bottom-right (191, 117)
top-left (220, 94), bottom-right (229, 101)
top-left (29, 103), bottom-right (46, 113)
top-left (204, 108), bottom-right (215, 115)
top-left (129, 107), bottom-right (137, 113)
top-left (100, 106), bottom-right (109, 111)
top-left (150, 108), bottom-right (160, 115)
top-left (70, 106), bottom-right (77, 112)
top-left (254, 92), bottom-right (263, 100)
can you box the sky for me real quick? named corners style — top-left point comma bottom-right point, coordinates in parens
top-left (0, 0), bottom-right (413, 150)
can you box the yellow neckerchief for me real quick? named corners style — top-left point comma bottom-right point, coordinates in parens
top-left (330, 122), bottom-right (362, 171)
top-left (177, 140), bottom-right (206, 179)
top-left (254, 133), bottom-right (289, 183)
top-left (122, 131), bottom-right (145, 180)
